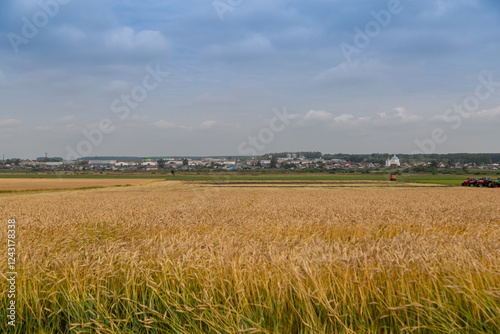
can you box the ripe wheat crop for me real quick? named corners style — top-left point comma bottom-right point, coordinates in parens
top-left (0, 178), bottom-right (155, 193)
top-left (0, 181), bottom-right (499, 333)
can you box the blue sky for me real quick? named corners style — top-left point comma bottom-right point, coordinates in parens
top-left (1, 0), bottom-right (500, 159)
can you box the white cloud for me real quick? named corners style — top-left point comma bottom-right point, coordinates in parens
top-left (58, 115), bottom-right (76, 123)
top-left (49, 26), bottom-right (170, 63)
top-left (239, 35), bottom-right (273, 52)
top-left (204, 35), bottom-right (274, 60)
top-left (377, 107), bottom-right (423, 122)
top-left (304, 109), bottom-right (334, 121)
top-left (197, 120), bottom-right (217, 130)
top-left (334, 114), bottom-right (355, 122)
top-left (154, 120), bottom-right (180, 129)
top-left (0, 119), bottom-right (21, 127)
top-left (469, 106), bottom-right (500, 119)
top-left (300, 107), bottom-right (421, 128)
top-left (125, 115), bottom-right (149, 123)
top-left (303, 110), bottom-right (354, 124)
top-left (312, 61), bottom-right (382, 87)
top-left (105, 27), bottom-right (169, 52)
top-left (56, 27), bottom-right (86, 43)
top-left (34, 126), bottom-right (53, 132)
top-left (432, 106), bottom-right (500, 123)
top-left (153, 120), bottom-right (223, 132)
top-left (423, 0), bottom-right (479, 18)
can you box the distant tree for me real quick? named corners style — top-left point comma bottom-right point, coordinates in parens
top-left (282, 162), bottom-right (296, 169)
top-left (447, 159), bottom-right (454, 169)
top-left (182, 159), bottom-right (189, 166)
top-left (157, 159), bottom-right (166, 169)
top-left (6, 159), bottom-right (21, 166)
top-left (270, 156), bottom-right (278, 168)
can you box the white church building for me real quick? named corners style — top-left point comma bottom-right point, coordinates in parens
top-left (385, 155), bottom-right (401, 167)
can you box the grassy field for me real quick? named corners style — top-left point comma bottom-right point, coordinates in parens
top-left (1, 179), bottom-right (499, 333)
top-left (0, 170), bottom-right (482, 186)
top-left (166, 172), bottom-right (470, 185)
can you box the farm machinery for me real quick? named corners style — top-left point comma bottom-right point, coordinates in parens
top-left (476, 177), bottom-right (493, 187)
top-left (462, 178), bottom-right (474, 186)
top-left (462, 177), bottom-right (481, 187)
top-left (462, 177), bottom-right (498, 188)
top-left (487, 178), bottom-right (500, 188)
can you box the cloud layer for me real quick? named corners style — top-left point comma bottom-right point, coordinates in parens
top-left (1, 0), bottom-right (500, 158)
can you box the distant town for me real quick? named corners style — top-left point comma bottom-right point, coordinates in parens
top-left (2, 152), bottom-right (500, 173)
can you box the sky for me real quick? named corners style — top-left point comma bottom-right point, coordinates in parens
top-left (1, 0), bottom-right (500, 159)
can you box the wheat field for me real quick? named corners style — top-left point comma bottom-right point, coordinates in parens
top-left (0, 178), bottom-right (156, 192)
top-left (0, 180), bottom-right (499, 333)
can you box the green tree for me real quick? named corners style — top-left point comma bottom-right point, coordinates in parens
top-left (447, 159), bottom-right (454, 169)
top-left (6, 159), bottom-right (21, 166)
top-left (183, 159), bottom-right (189, 166)
top-left (270, 156), bottom-right (278, 168)
top-left (157, 159), bottom-right (166, 169)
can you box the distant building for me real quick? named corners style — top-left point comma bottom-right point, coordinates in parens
top-left (385, 155), bottom-right (401, 167)
top-left (88, 160), bottom-right (116, 165)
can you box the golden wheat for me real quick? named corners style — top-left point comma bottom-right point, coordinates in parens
top-left (0, 181), bottom-right (499, 333)
top-left (0, 178), bottom-right (156, 192)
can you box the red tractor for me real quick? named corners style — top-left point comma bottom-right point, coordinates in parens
top-left (488, 178), bottom-right (500, 188)
top-left (462, 177), bottom-right (474, 186)
top-left (465, 178), bottom-right (482, 187)
top-left (476, 177), bottom-right (493, 188)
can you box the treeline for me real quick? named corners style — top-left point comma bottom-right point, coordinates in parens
top-left (398, 153), bottom-right (500, 165)
top-left (266, 152), bottom-right (500, 165)
top-left (0, 159), bottom-right (21, 165)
